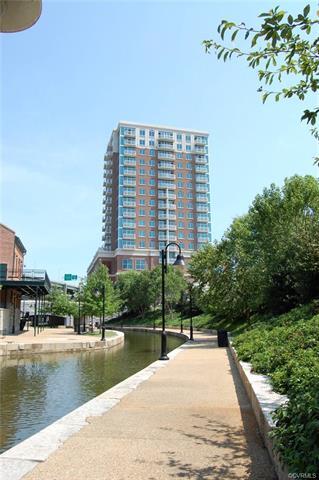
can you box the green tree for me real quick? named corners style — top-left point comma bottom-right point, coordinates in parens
top-left (189, 175), bottom-right (319, 322)
top-left (115, 267), bottom-right (187, 317)
top-left (203, 4), bottom-right (319, 162)
top-left (115, 270), bottom-right (157, 316)
top-left (46, 286), bottom-right (77, 317)
top-left (83, 264), bottom-right (119, 319)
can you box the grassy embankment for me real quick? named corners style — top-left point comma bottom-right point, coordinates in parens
top-left (107, 309), bottom-right (247, 335)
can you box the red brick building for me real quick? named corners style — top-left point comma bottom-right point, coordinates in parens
top-left (0, 224), bottom-right (26, 334)
top-left (0, 224), bottom-right (51, 335)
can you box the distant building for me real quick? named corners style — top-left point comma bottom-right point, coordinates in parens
top-left (0, 223), bottom-right (50, 335)
top-left (88, 121), bottom-right (211, 280)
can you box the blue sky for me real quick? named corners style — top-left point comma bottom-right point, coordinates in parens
top-left (1, 0), bottom-right (317, 283)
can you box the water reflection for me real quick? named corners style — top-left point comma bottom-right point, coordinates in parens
top-left (0, 331), bottom-right (183, 454)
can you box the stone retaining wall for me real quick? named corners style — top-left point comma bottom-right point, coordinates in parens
top-left (229, 341), bottom-right (289, 480)
top-left (0, 332), bottom-right (124, 357)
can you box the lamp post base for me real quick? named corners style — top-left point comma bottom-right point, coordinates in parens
top-left (190, 324), bottom-right (194, 341)
top-left (159, 331), bottom-right (169, 361)
top-left (101, 326), bottom-right (105, 341)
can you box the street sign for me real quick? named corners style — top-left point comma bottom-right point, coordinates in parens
top-left (64, 274), bottom-right (77, 281)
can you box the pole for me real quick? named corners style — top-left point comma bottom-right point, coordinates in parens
top-left (77, 291), bottom-right (81, 334)
top-left (12, 291), bottom-right (16, 334)
top-left (160, 249), bottom-right (168, 360)
top-left (189, 285), bottom-right (194, 341)
top-left (34, 289), bottom-right (38, 337)
top-left (101, 285), bottom-right (105, 341)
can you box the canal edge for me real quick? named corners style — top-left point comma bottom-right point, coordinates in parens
top-left (0, 331), bottom-right (125, 358)
top-left (0, 331), bottom-right (189, 480)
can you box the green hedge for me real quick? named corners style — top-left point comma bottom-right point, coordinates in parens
top-left (233, 304), bottom-right (319, 473)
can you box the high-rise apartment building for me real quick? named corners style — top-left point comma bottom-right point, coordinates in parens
top-left (87, 121), bottom-right (211, 279)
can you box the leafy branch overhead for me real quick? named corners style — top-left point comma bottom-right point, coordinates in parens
top-left (203, 5), bottom-right (319, 162)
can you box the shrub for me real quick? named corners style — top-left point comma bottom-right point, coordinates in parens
top-left (232, 304), bottom-right (319, 474)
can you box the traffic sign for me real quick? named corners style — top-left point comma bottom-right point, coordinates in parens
top-left (64, 274), bottom-right (77, 281)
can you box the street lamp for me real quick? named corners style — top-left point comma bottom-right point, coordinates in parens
top-left (184, 275), bottom-right (196, 341)
top-left (188, 283), bottom-right (194, 341)
top-left (77, 288), bottom-right (81, 335)
top-left (94, 285), bottom-right (106, 341)
top-left (160, 242), bottom-right (185, 360)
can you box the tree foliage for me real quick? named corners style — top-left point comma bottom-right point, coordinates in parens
top-left (46, 286), bottom-right (77, 317)
top-left (115, 266), bottom-right (187, 317)
top-left (83, 264), bottom-right (120, 318)
top-left (203, 4), bottom-right (319, 162)
top-left (189, 175), bottom-right (319, 322)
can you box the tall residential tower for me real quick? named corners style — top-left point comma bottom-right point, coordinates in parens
top-left (88, 121), bottom-right (211, 279)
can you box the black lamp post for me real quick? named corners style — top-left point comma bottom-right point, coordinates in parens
top-left (94, 285), bottom-right (106, 341)
top-left (189, 283), bottom-right (194, 341)
top-left (77, 289), bottom-right (81, 335)
top-left (160, 242), bottom-right (185, 360)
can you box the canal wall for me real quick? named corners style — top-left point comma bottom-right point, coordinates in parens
top-left (105, 325), bottom-right (189, 342)
top-left (0, 331), bottom-right (124, 357)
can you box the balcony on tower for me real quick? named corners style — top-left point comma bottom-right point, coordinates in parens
top-left (195, 165), bottom-right (208, 174)
top-left (123, 231), bottom-right (136, 240)
top-left (123, 128), bottom-right (136, 138)
top-left (196, 204), bottom-right (208, 213)
top-left (123, 209), bottom-right (136, 218)
top-left (196, 194), bottom-right (208, 202)
top-left (194, 136), bottom-right (207, 146)
top-left (123, 168), bottom-right (136, 177)
top-left (158, 212), bottom-right (177, 220)
top-left (123, 178), bottom-right (136, 187)
top-left (158, 161), bottom-right (175, 170)
top-left (123, 188), bottom-right (136, 197)
top-left (195, 155), bottom-right (206, 164)
top-left (123, 147), bottom-right (136, 156)
top-left (123, 199), bottom-right (136, 207)
top-left (158, 171), bottom-right (176, 181)
top-left (123, 138), bottom-right (136, 146)
top-left (158, 190), bottom-right (176, 200)
top-left (158, 151), bottom-right (175, 160)
top-left (158, 181), bottom-right (176, 190)
top-left (195, 174), bottom-right (208, 183)
top-left (123, 157), bottom-right (136, 167)
top-left (197, 224), bottom-right (208, 233)
top-left (194, 146), bottom-right (206, 155)
top-left (196, 185), bottom-right (208, 193)
top-left (123, 221), bottom-right (136, 228)
top-left (157, 141), bottom-right (175, 151)
top-left (158, 131), bottom-right (174, 141)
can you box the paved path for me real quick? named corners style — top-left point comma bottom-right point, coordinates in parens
top-left (22, 332), bottom-right (276, 480)
top-left (0, 327), bottom-right (108, 345)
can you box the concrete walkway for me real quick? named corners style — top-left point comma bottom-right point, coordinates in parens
top-left (22, 333), bottom-right (276, 480)
top-left (0, 327), bottom-right (105, 345)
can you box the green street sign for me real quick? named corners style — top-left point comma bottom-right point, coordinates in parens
top-left (64, 274), bottom-right (78, 281)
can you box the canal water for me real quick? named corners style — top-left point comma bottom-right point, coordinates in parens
top-left (0, 331), bottom-right (184, 454)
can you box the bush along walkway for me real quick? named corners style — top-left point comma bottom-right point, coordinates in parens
top-left (23, 332), bottom-right (276, 480)
top-left (233, 303), bottom-right (319, 475)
